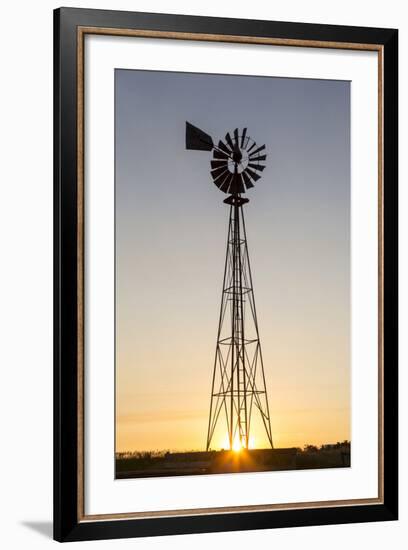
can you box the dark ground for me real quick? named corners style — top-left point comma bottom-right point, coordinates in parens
top-left (116, 444), bottom-right (351, 479)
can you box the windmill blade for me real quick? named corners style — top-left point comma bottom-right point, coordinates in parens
top-left (249, 154), bottom-right (267, 162)
top-left (249, 144), bottom-right (266, 157)
top-left (185, 121), bottom-right (213, 151)
top-left (214, 171), bottom-right (233, 193)
top-left (241, 128), bottom-right (247, 148)
top-left (218, 140), bottom-right (232, 155)
top-left (245, 168), bottom-right (261, 182)
top-left (211, 166), bottom-right (229, 179)
top-left (229, 173), bottom-right (246, 194)
top-left (213, 169), bottom-right (230, 187)
top-left (247, 141), bottom-right (257, 153)
top-left (237, 174), bottom-right (246, 193)
top-left (248, 163), bottom-right (265, 172)
top-left (213, 149), bottom-right (230, 160)
top-left (233, 128), bottom-right (239, 146)
top-left (227, 175), bottom-right (237, 194)
top-left (211, 160), bottom-right (228, 170)
top-left (242, 171), bottom-right (254, 189)
top-left (219, 173), bottom-right (233, 193)
top-left (225, 132), bottom-right (234, 151)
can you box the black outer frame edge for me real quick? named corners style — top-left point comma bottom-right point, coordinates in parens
top-left (54, 7), bottom-right (79, 542)
top-left (56, 6), bottom-right (397, 43)
top-left (53, 7), bottom-right (398, 542)
top-left (382, 29), bottom-right (398, 521)
top-left (64, 504), bottom-right (396, 542)
top-left (54, 7), bottom-right (62, 541)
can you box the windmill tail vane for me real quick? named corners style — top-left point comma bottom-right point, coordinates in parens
top-left (185, 121), bottom-right (273, 452)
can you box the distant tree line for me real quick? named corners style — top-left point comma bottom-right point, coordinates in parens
top-left (302, 440), bottom-right (351, 453)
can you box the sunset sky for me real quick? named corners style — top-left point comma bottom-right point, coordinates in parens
top-left (115, 69), bottom-right (350, 453)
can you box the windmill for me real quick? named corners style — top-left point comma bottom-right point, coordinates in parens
top-left (186, 122), bottom-right (273, 452)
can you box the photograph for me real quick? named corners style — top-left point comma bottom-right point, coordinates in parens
top-left (114, 68), bottom-right (351, 479)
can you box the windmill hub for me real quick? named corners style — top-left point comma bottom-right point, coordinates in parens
top-left (232, 151), bottom-right (242, 163)
top-left (229, 150), bottom-right (249, 174)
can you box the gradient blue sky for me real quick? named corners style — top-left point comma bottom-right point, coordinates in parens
top-left (115, 69), bottom-right (350, 452)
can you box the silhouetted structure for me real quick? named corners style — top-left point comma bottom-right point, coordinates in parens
top-left (186, 123), bottom-right (273, 451)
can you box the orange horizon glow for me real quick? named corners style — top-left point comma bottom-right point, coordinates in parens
top-left (116, 406), bottom-right (350, 454)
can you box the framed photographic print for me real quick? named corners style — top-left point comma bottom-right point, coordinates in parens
top-left (54, 7), bottom-right (398, 542)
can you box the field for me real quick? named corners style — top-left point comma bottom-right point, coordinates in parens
top-left (116, 443), bottom-right (350, 479)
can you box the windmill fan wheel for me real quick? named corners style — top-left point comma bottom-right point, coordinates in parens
top-left (210, 128), bottom-right (267, 194)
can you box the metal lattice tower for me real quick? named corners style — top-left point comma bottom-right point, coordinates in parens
top-left (185, 122), bottom-right (273, 451)
top-left (206, 194), bottom-right (273, 451)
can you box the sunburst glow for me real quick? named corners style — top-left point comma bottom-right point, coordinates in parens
top-left (220, 434), bottom-right (256, 452)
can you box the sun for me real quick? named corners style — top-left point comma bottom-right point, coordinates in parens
top-left (220, 434), bottom-right (255, 452)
